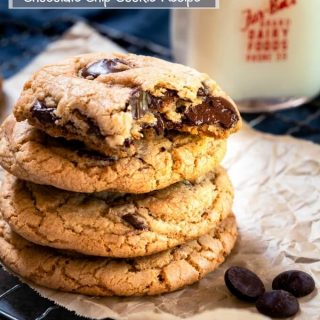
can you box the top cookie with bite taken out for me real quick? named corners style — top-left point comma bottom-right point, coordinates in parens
top-left (14, 53), bottom-right (241, 156)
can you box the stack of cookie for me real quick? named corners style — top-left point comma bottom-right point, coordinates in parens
top-left (0, 53), bottom-right (241, 296)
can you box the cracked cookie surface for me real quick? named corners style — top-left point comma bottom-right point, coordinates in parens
top-left (0, 166), bottom-right (233, 257)
top-left (0, 213), bottom-right (237, 296)
top-left (13, 52), bottom-right (241, 155)
top-left (0, 115), bottom-right (226, 193)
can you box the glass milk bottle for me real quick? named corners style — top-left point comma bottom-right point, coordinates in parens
top-left (172, 0), bottom-right (320, 112)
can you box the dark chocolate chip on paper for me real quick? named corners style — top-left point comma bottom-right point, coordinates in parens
top-left (224, 266), bottom-right (265, 302)
top-left (256, 290), bottom-right (299, 318)
top-left (272, 270), bottom-right (315, 298)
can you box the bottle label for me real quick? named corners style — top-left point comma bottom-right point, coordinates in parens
top-left (241, 0), bottom-right (297, 62)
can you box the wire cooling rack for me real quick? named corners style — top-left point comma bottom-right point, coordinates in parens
top-left (0, 266), bottom-right (92, 320)
top-left (0, 15), bottom-right (319, 320)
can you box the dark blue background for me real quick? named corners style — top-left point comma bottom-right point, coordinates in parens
top-left (0, 3), bottom-right (319, 143)
top-left (0, 4), bottom-right (170, 78)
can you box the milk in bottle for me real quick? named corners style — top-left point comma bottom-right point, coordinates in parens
top-left (172, 0), bottom-right (320, 111)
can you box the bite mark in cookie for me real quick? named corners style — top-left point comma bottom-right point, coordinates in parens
top-left (127, 86), bottom-right (238, 135)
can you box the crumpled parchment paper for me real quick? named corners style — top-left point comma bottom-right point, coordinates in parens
top-left (1, 21), bottom-right (319, 320)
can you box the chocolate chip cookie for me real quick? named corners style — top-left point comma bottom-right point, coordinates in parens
top-left (0, 166), bottom-right (233, 257)
top-left (14, 53), bottom-right (241, 156)
top-left (0, 213), bottom-right (237, 296)
top-left (0, 115), bottom-right (226, 193)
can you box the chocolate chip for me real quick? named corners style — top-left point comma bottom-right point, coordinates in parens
top-left (256, 290), bottom-right (299, 318)
top-left (148, 91), bottom-right (176, 111)
top-left (272, 270), bottom-right (315, 298)
top-left (80, 58), bottom-right (127, 79)
top-left (176, 105), bottom-right (186, 114)
top-left (158, 274), bottom-right (165, 282)
top-left (184, 96), bottom-right (239, 129)
top-left (149, 95), bottom-right (163, 111)
top-left (164, 89), bottom-right (177, 98)
top-left (197, 86), bottom-right (209, 97)
top-left (129, 90), bottom-right (150, 120)
top-left (154, 114), bottom-right (165, 135)
top-left (225, 266), bottom-right (265, 302)
top-left (122, 213), bottom-right (148, 230)
top-left (163, 120), bottom-right (182, 131)
top-left (31, 100), bottom-right (58, 124)
top-left (124, 138), bottom-right (133, 148)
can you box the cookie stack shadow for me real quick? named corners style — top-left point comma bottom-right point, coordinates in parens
top-left (0, 53), bottom-right (241, 296)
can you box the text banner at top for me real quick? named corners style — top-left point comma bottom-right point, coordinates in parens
top-left (9, 0), bottom-right (219, 9)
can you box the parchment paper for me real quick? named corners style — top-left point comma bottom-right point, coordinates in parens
top-left (1, 22), bottom-right (319, 320)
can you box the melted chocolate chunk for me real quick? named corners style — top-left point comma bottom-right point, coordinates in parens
top-left (129, 88), bottom-right (238, 131)
top-left (149, 95), bottom-right (163, 111)
top-left (225, 266), bottom-right (265, 302)
top-left (122, 213), bottom-right (148, 230)
top-left (256, 290), bottom-right (299, 318)
top-left (31, 100), bottom-right (58, 124)
top-left (184, 97), bottom-right (239, 129)
top-left (80, 58), bottom-right (128, 79)
top-left (272, 270), bottom-right (315, 298)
